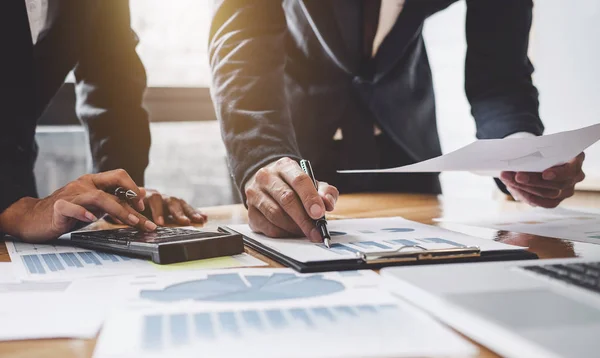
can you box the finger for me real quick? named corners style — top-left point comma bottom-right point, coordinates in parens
top-left (506, 181), bottom-right (563, 199)
top-left (542, 152), bottom-right (585, 181)
top-left (146, 192), bottom-right (165, 226)
top-left (259, 176), bottom-right (321, 242)
top-left (166, 198), bottom-right (191, 225)
top-left (275, 159), bottom-right (325, 219)
top-left (74, 191), bottom-right (157, 231)
top-left (247, 206), bottom-right (295, 238)
top-left (506, 185), bottom-right (562, 208)
top-left (182, 202), bottom-right (207, 224)
top-left (89, 169), bottom-right (145, 211)
top-left (252, 192), bottom-right (302, 236)
top-left (510, 172), bottom-right (572, 191)
top-left (318, 182), bottom-right (339, 211)
top-left (54, 199), bottom-right (97, 224)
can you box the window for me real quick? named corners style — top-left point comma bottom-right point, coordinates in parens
top-left (130, 0), bottom-right (213, 88)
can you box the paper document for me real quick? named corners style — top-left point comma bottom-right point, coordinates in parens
top-left (439, 208), bottom-right (600, 244)
top-left (228, 217), bottom-right (526, 264)
top-left (91, 268), bottom-right (477, 358)
top-left (0, 292), bottom-right (108, 341)
top-left (339, 123), bottom-right (600, 176)
top-left (5, 240), bottom-right (266, 281)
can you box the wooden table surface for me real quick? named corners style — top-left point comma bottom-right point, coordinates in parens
top-left (1, 192), bottom-right (599, 358)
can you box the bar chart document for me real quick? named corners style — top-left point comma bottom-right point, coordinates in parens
top-left (339, 123), bottom-right (600, 176)
top-left (92, 269), bottom-right (477, 358)
top-left (5, 240), bottom-right (265, 281)
top-left (227, 217), bottom-right (526, 264)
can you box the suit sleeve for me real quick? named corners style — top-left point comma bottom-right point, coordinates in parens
top-left (465, 0), bottom-right (544, 140)
top-left (209, 0), bottom-right (302, 197)
top-left (73, 0), bottom-right (150, 186)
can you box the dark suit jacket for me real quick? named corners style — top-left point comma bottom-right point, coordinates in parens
top-left (0, 0), bottom-right (150, 213)
top-left (209, 0), bottom-right (544, 198)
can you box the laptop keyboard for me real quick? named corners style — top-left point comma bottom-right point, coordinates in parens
top-left (522, 262), bottom-right (600, 294)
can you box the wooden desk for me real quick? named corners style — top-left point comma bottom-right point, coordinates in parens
top-left (1, 192), bottom-right (599, 358)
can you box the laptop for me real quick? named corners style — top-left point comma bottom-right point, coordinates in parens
top-left (381, 258), bottom-right (600, 358)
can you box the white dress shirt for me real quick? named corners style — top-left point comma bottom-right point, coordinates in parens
top-left (25, 0), bottom-right (48, 44)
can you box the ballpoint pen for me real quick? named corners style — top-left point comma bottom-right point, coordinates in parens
top-left (299, 159), bottom-right (332, 248)
top-left (113, 187), bottom-right (138, 201)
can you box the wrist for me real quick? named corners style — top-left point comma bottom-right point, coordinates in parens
top-left (0, 197), bottom-right (39, 238)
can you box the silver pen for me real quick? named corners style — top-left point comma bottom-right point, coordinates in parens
top-left (299, 159), bottom-right (332, 248)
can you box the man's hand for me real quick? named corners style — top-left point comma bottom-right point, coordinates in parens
top-left (143, 189), bottom-right (207, 226)
top-left (500, 152), bottom-right (585, 208)
top-left (245, 157), bottom-right (339, 242)
top-left (0, 169), bottom-right (157, 242)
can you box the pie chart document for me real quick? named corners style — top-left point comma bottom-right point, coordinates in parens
top-left (92, 268), bottom-right (477, 358)
top-left (228, 217), bottom-right (526, 263)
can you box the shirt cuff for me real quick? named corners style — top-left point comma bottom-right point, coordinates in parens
top-left (504, 131), bottom-right (537, 139)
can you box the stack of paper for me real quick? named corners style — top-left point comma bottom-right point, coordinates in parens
top-left (0, 237), bottom-right (266, 342)
top-left (90, 269), bottom-right (478, 358)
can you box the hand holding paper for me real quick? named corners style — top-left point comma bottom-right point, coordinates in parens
top-left (500, 152), bottom-right (586, 208)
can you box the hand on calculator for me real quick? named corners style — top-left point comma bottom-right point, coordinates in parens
top-left (0, 169), bottom-right (205, 243)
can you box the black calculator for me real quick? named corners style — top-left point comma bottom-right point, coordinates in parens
top-left (69, 227), bottom-right (244, 264)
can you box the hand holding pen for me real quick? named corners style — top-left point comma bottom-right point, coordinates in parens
top-left (243, 157), bottom-right (339, 243)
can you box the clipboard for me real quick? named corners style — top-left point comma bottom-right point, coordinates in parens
top-left (219, 227), bottom-right (538, 273)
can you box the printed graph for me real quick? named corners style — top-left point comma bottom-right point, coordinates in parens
top-left (139, 273), bottom-right (345, 302)
top-left (20, 251), bottom-right (134, 275)
top-left (140, 303), bottom-right (400, 352)
top-left (320, 237), bottom-right (464, 256)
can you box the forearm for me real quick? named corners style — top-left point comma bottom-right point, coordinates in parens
top-left (210, 0), bottom-right (301, 193)
top-left (465, 0), bottom-right (544, 140)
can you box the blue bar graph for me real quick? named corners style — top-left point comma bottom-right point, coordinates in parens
top-left (326, 243), bottom-right (361, 255)
top-left (22, 255), bottom-right (37, 274)
top-left (20, 250), bottom-right (133, 275)
top-left (78, 252), bottom-right (93, 264)
top-left (419, 237), bottom-right (463, 247)
top-left (85, 252), bottom-right (102, 265)
top-left (48, 253), bottom-right (64, 270)
top-left (169, 314), bottom-right (189, 345)
top-left (142, 315), bottom-right (163, 351)
top-left (66, 253), bottom-right (83, 267)
top-left (42, 254), bottom-right (57, 272)
top-left (193, 313), bottom-right (215, 340)
top-left (30, 254), bottom-right (46, 274)
top-left (334, 306), bottom-right (357, 317)
top-left (265, 309), bottom-right (287, 329)
top-left (387, 239), bottom-right (419, 247)
top-left (60, 253), bottom-right (74, 267)
top-left (141, 304), bottom-right (403, 351)
top-left (241, 310), bottom-right (264, 331)
top-left (357, 305), bottom-right (377, 314)
top-left (312, 307), bottom-right (336, 322)
top-left (218, 312), bottom-right (240, 337)
top-left (352, 241), bottom-right (391, 250)
top-left (289, 308), bottom-right (313, 327)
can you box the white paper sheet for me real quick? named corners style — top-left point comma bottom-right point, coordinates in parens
top-left (228, 217), bottom-right (526, 264)
top-left (0, 262), bottom-right (18, 283)
top-left (339, 123), bottom-right (600, 176)
top-left (92, 268), bottom-right (477, 358)
top-left (5, 240), bottom-right (266, 281)
top-left (0, 292), bottom-right (108, 341)
top-left (439, 208), bottom-right (600, 244)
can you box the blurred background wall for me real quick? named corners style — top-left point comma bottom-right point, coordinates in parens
top-left (36, 0), bottom-right (600, 207)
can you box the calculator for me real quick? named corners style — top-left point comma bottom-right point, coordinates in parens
top-left (69, 227), bottom-right (244, 264)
